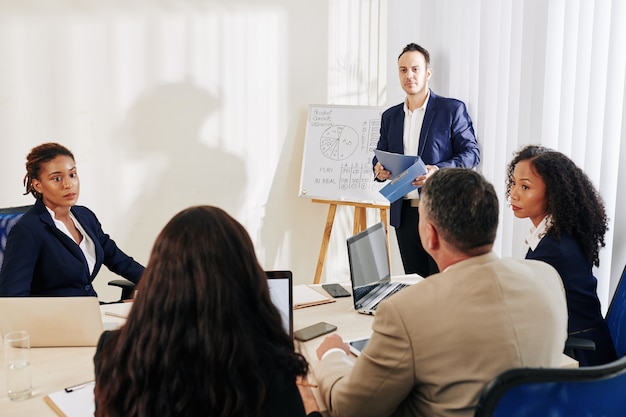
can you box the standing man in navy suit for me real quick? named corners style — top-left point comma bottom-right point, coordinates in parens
top-left (373, 43), bottom-right (480, 277)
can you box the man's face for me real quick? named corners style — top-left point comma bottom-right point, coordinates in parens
top-left (398, 51), bottom-right (432, 97)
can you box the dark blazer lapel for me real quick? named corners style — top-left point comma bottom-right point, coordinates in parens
top-left (35, 200), bottom-right (89, 269)
top-left (71, 207), bottom-right (104, 276)
top-left (390, 106), bottom-right (406, 154)
top-left (418, 90), bottom-right (437, 157)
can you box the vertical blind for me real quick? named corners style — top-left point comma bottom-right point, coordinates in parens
top-left (327, 0), bottom-right (626, 310)
top-left (389, 0), bottom-right (626, 310)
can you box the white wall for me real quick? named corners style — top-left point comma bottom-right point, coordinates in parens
top-left (4, 0), bottom-right (623, 307)
top-left (0, 0), bottom-right (335, 301)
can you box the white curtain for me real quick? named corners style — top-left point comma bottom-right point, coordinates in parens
top-left (382, 0), bottom-right (626, 311)
top-left (326, 0), bottom-right (626, 309)
top-left (324, 0), bottom-right (394, 280)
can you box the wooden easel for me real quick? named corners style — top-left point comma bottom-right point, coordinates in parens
top-left (312, 199), bottom-right (390, 284)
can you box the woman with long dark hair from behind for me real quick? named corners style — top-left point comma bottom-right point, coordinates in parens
top-left (94, 205), bottom-right (321, 416)
top-left (506, 145), bottom-right (617, 366)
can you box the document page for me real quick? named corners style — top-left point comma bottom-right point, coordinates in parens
top-left (44, 381), bottom-right (95, 417)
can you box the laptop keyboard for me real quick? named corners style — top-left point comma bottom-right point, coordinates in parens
top-left (370, 283), bottom-right (409, 310)
top-left (356, 282), bottom-right (410, 311)
top-left (353, 285), bottom-right (373, 301)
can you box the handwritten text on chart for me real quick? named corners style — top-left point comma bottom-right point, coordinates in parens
top-left (300, 105), bottom-right (387, 204)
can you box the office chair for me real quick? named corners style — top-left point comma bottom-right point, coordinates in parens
top-left (0, 205), bottom-right (32, 269)
top-left (1, 204), bottom-right (134, 301)
top-left (107, 279), bottom-right (136, 301)
top-left (474, 355), bottom-right (626, 417)
top-left (563, 262), bottom-right (626, 360)
top-left (606, 263), bottom-right (626, 357)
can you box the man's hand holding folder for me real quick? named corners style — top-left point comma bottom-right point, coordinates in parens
top-left (373, 150), bottom-right (428, 203)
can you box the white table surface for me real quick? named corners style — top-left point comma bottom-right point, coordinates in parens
top-left (0, 283), bottom-right (576, 416)
top-left (0, 307), bottom-right (125, 416)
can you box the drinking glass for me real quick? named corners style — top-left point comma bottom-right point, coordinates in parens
top-left (4, 330), bottom-right (32, 401)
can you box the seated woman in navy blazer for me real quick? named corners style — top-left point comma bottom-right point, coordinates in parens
top-left (506, 145), bottom-right (617, 366)
top-left (0, 142), bottom-right (143, 297)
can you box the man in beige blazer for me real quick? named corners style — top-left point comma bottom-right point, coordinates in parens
top-left (314, 168), bottom-right (568, 417)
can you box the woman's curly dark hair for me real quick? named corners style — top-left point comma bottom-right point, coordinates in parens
top-left (505, 145), bottom-right (608, 267)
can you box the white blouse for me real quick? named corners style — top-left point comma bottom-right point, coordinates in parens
top-left (46, 206), bottom-right (96, 275)
top-left (525, 215), bottom-right (552, 251)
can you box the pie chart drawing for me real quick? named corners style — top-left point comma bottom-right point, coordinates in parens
top-left (319, 125), bottom-right (359, 161)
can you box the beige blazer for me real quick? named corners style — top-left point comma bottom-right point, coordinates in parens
top-left (315, 252), bottom-right (568, 417)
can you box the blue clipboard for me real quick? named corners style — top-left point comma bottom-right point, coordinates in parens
top-left (373, 149), bottom-right (419, 176)
top-left (378, 158), bottom-right (428, 203)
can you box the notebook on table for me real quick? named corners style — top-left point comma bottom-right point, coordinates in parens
top-left (0, 296), bottom-right (104, 347)
top-left (347, 221), bottom-right (422, 315)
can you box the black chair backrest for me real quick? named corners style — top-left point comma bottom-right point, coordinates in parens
top-left (0, 205), bottom-right (32, 269)
top-left (606, 264), bottom-right (626, 358)
top-left (474, 355), bottom-right (626, 417)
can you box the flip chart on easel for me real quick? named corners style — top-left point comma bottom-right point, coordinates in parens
top-left (298, 104), bottom-right (388, 205)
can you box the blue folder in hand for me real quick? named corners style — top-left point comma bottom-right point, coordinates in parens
top-left (378, 158), bottom-right (428, 203)
top-left (373, 149), bottom-right (419, 176)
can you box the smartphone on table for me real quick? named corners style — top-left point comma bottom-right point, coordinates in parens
top-left (348, 338), bottom-right (369, 356)
top-left (293, 321), bottom-right (337, 341)
top-left (321, 283), bottom-right (351, 298)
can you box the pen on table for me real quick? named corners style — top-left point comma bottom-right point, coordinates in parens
top-left (64, 380), bottom-right (94, 393)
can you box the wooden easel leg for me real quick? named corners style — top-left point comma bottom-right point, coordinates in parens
top-left (314, 204), bottom-right (337, 284)
top-left (380, 208), bottom-right (392, 275)
top-left (353, 206), bottom-right (367, 235)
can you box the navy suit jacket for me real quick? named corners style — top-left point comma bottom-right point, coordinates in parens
top-left (526, 231), bottom-right (617, 366)
top-left (373, 90), bottom-right (480, 227)
top-left (0, 199), bottom-right (143, 296)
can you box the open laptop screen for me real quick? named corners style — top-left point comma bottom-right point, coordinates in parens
top-left (266, 270), bottom-right (293, 337)
top-left (347, 222), bottom-right (390, 289)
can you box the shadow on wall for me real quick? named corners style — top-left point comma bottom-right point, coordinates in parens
top-left (116, 82), bottom-right (247, 261)
top-left (260, 109), bottom-right (331, 284)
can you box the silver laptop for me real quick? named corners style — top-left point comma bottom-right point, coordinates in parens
top-left (347, 222), bottom-right (416, 315)
top-left (0, 297), bottom-right (104, 347)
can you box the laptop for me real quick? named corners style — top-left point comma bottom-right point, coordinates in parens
top-left (266, 270), bottom-right (293, 337)
top-left (347, 221), bottom-right (421, 315)
top-left (0, 297), bottom-right (104, 347)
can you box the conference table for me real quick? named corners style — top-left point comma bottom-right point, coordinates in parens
top-left (0, 282), bottom-right (577, 416)
top-left (0, 307), bottom-right (126, 417)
